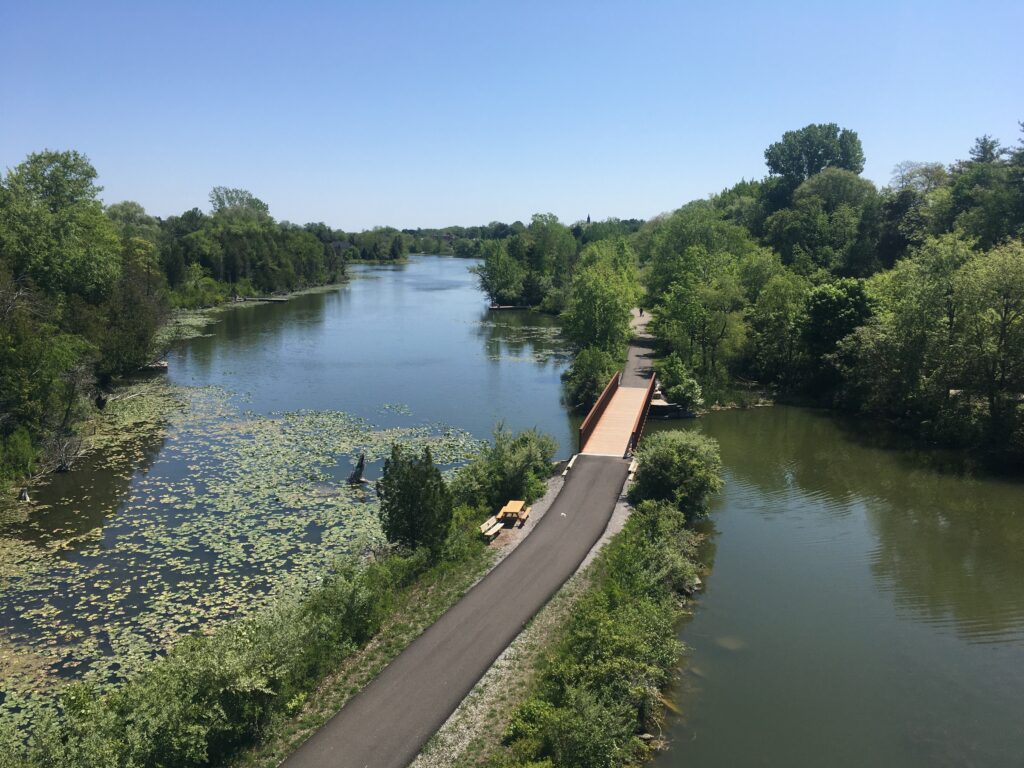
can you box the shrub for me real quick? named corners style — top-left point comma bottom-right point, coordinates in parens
top-left (450, 425), bottom-right (557, 513)
top-left (628, 430), bottom-right (722, 522)
top-left (1, 427), bottom-right (35, 480)
top-left (656, 353), bottom-right (703, 411)
top-left (501, 500), bottom-right (703, 767)
top-left (561, 347), bottom-right (618, 412)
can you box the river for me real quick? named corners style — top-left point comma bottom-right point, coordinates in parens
top-left (651, 409), bottom-right (1024, 768)
top-left (0, 255), bottom-right (574, 716)
top-left (2, 256), bottom-right (1022, 766)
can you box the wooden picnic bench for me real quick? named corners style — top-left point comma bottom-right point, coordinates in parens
top-left (479, 515), bottom-right (504, 542)
top-left (498, 500), bottom-right (532, 528)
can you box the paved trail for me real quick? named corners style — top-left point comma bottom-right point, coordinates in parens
top-left (283, 455), bottom-right (629, 768)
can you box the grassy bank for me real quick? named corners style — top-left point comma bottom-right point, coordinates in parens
top-left (0, 427), bottom-right (557, 767)
top-left (425, 429), bottom-right (722, 768)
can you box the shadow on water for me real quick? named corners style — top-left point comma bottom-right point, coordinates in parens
top-left (661, 407), bottom-right (1024, 641)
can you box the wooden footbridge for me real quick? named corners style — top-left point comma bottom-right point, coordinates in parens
top-left (578, 313), bottom-right (657, 457)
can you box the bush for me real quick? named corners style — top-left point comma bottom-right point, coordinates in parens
top-left (450, 425), bottom-right (557, 513)
top-left (1, 427), bottom-right (35, 481)
top-left (656, 353), bottom-right (703, 411)
top-left (501, 500), bottom-right (703, 767)
top-left (628, 430), bottom-right (722, 522)
top-left (561, 347), bottom-right (618, 412)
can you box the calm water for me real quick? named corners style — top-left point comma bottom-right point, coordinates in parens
top-left (0, 256), bottom-right (575, 701)
top-left (652, 408), bottom-right (1024, 768)
top-left (168, 257), bottom-right (574, 444)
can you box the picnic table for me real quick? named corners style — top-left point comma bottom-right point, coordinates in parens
top-left (498, 500), bottom-right (531, 527)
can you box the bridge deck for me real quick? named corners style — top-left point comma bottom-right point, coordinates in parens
top-left (580, 386), bottom-right (650, 456)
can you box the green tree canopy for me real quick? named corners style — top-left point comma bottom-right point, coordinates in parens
top-left (377, 445), bottom-right (453, 557)
top-left (563, 239), bottom-right (640, 355)
top-left (765, 123), bottom-right (866, 189)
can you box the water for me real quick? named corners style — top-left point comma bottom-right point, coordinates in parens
top-left (167, 258), bottom-right (574, 443)
top-left (4, 256), bottom-right (1023, 765)
top-left (0, 256), bottom-right (574, 704)
top-left (651, 408), bottom-right (1024, 768)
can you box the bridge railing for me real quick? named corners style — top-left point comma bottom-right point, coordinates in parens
top-left (627, 374), bottom-right (658, 456)
top-left (578, 373), bottom-right (619, 452)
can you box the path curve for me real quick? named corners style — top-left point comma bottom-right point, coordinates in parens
top-left (283, 455), bottom-right (629, 768)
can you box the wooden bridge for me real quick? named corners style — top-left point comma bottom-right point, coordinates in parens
top-left (578, 312), bottom-right (657, 457)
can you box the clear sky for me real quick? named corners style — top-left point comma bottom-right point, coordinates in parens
top-left (2, 0), bottom-right (1022, 231)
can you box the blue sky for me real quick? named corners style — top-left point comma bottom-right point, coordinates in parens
top-left (2, 0), bottom-right (1022, 231)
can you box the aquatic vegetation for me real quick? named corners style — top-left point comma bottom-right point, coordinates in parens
top-left (0, 385), bottom-right (480, 728)
top-left (153, 308), bottom-right (222, 348)
top-left (475, 317), bottom-right (570, 365)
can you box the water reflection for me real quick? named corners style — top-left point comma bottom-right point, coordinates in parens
top-left (651, 407), bottom-right (1024, 767)
top-left (663, 408), bottom-right (1024, 641)
top-left (473, 309), bottom-right (570, 367)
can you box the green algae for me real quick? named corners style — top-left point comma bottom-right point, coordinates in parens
top-left (0, 384), bottom-right (480, 729)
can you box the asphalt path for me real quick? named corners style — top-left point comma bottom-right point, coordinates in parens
top-left (621, 337), bottom-right (655, 388)
top-left (283, 454), bottom-right (630, 768)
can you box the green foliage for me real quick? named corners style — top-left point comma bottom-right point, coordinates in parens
top-left (0, 551), bottom-right (432, 768)
top-left (799, 278), bottom-right (873, 388)
top-left (377, 445), bottom-right (453, 558)
top-left (0, 150), bottom-right (121, 301)
top-left (0, 427), bottom-right (35, 480)
top-left (628, 430), bottom-right (723, 522)
top-left (765, 168), bottom-right (881, 275)
top-left (655, 354), bottom-right (703, 411)
top-left (472, 240), bottom-right (526, 305)
top-left (500, 500), bottom-right (702, 768)
top-left (450, 425), bottom-right (557, 513)
top-left (764, 123), bottom-right (865, 203)
top-left (562, 240), bottom-right (639, 355)
top-left (561, 346), bottom-right (618, 411)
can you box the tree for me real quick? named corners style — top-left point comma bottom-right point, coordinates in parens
top-left (106, 200), bottom-right (160, 245)
top-left (765, 168), bottom-right (881, 275)
top-left (655, 353), bottom-right (703, 411)
top-left (628, 430), bottom-right (723, 522)
top-left (0, 150), bottom-right (121, 300)
top-left (563, 240), bottom-right (640, 355)
top-left (955, 240), bottom-right (1024, 443)
top-left (389, 234), bottom-right (405, 261)
top-left (471, 240), bottom-right (526, 304)
top-left (208, 187), bottom-right (270, 219)
top-left (449, 426), bottom-right (557, 513)
top-left (764, 123), bottom-right (865, 206)
top-left (562, 346), bottom-right (618, 410)
top-left (765, 123), bottom-right (866, 181)
top-left (800, 278), bottom-right (873, 391)
top-left (376, 445), bottom-right (452, 557)
top-left (749, 272), bottom-right (810, 387)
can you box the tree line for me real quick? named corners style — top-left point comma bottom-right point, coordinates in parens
top-left (642, 122), bottom-right (1024, 469)
top-left (0, 150), bottom-right (412, 484)
top-left (472, 122), bottom-right (1024, 469)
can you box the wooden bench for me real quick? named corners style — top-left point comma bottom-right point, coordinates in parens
top-left (517, 506), bottom-right (532, 527)
top-left (479, 516), bottom-right (503, 542)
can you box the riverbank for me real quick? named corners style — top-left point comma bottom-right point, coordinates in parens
top-left (421, 496), bottom-right (705, 768)
top-left (234, 471), bottom-right (568, 767)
